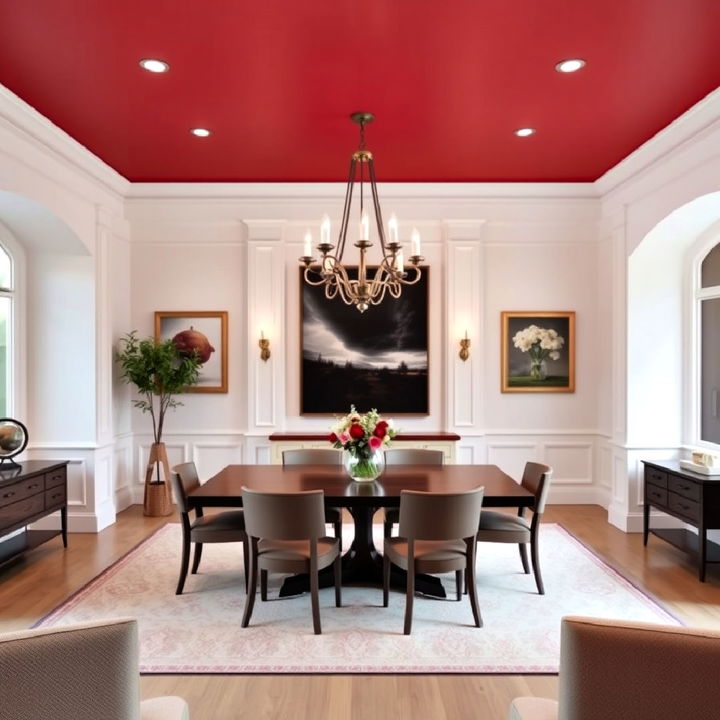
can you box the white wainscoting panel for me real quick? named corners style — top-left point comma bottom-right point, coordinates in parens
top-left (544, 442), bottom-right (593, 485)
top-left (192, 442), bottom-right (244, 480)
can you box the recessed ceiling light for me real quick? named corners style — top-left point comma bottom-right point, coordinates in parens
top-left (139, 58), bottom-right (169, 73)
top-left (555, 58), bottom-right (586, 73)
top-left (514, 128), bottom-right (536, 137)
top-left (190, 128), bottom-right (212, 138)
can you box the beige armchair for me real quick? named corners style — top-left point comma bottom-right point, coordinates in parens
top-left (0, 617), bottom-right (189, 720)
top-left (510, 615), bottom-right (720, 720)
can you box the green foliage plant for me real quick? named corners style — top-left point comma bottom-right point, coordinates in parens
top-left (115, 331), bottom-right (202, 447)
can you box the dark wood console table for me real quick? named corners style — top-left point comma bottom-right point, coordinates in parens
top-left (0, 460), bottom-right (68, 568)
top-left (642, 459), bottom-right (720, 582)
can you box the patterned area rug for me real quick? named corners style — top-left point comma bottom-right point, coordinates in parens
top-left (36, 523), bottom-right (678, 674)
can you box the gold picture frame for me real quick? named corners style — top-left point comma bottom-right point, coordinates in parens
top-left (501, 311), bottom-right (575, 393)
top-left (154, 311), bottom-right (228, 393)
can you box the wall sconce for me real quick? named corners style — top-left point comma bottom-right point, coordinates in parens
top-left (259, 332), bottom-right (271, 362)
top-left (459, 332), bottom-right (470, 362)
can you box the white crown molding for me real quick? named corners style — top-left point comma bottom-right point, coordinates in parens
top-left (126, 181), bottom-right (598, 201)
top-left (595, 87), bottom-right (720, 200)
top-left (0, 84), bottom-right (129, 198)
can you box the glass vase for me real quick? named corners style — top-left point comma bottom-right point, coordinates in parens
top-left (344, 449), bottom-right (385, 482)
top-left (529, 358), bottom-right (547, 381)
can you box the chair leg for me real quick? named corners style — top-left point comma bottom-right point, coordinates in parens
top-left (242, 539), bottom-right (249, 594)
top-left (310, 564), bottom-right (322, 635)
top-left (403, 561), bottom-right (415, 635)
top-left (384, 518), bottom-right (392, 539)
top-left (383, 551), bottom-right (390, 607)
top-left (530, 534), bottom-right (545, 595)
top-left (260, 569), bottom-right (268, 601)
top-left (191, 542), bottom-right (203, 574)
top-left (175, 535), bottom-right (191, 595)
top-left (455, 570), bottom-right (462, 601)
top-left (334, 554), bottom-right (342, 607)
top-left (466, 541), bottom-right (483, 628)
top-left (241, 542), bottom-right (259, 628)
top-left (334, 519), bottom-right (343, 552)
top-left (518, 542), bottom-right (530, 574)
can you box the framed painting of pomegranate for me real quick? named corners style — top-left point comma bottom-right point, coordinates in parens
top-left (154, 311), bottom-right (228, 393)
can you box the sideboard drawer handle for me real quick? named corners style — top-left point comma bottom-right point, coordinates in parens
top-left (2, 491), bottom-right (15, 499)
top-left (679, 503), bottom-right (690, 511)
top-left (51, 493), bottom-right (61, 500)
top-left (27, 483), bottom-right (39, 490)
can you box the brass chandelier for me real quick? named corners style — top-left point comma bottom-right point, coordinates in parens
top-left (299, 112), bottom-right (423, 313)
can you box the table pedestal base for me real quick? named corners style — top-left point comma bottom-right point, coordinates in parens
top-left (278, 505), bottom-right (446, 598)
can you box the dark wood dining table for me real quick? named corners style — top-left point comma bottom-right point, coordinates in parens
top-left (189, 463), bottom-right (533, 598)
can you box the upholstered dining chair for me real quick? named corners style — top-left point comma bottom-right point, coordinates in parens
top-left (510, 615), bottom-right (720, 720)
top-left (241, 486), bottom-right (342, 635)
top-left (170, 461), bottom-right (248, 595)
top-left (476, 461), bottom-right (552, 594)
top-left (0, 617), bottom-right (189, 720)
top-left (383, 486), bottom-right (484, 635)
top-left (281, 449), bottom-right (344, 550)
top-left (382, 448), bottom-right (445, 539)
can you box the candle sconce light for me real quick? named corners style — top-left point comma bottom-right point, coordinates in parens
top-left (259, 332), bottom-right (271, 362)
top-left (459, 332), bottom-right (470, 362)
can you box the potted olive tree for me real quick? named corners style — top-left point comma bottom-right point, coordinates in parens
top-left (115, 331), bottom-right (202, 516)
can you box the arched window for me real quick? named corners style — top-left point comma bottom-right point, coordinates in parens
top-left (0, 244), bottom-right (12, 416)
top-left (698, 244), bottom-right (720, 445)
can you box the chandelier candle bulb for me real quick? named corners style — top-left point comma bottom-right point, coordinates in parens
top-left (411, 228), bottom-right (421, 256)
top-left (320, 215), bottom-right (331, 245)
top-left (396, 251), bottom-right (404, 274)
top-left (388, 214), bottom-right (399, 244)
top-left (303, 231), bottom-right (313, 258)
top-left (359, 211), bottom-right (370, 242)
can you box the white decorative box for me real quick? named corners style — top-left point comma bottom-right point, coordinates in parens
top-left (679, 459), bottom-right (720, 476)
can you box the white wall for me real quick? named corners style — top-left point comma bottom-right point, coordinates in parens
top-left (599, 89), bottom-right (720, 531)
top-left (0, 85), bottom-right (129, 531)
top-left (124, 188), bottom-right (603, 502)
top-left (2, 77), bottom-right (720, 533)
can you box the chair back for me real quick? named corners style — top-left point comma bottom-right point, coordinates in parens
top-left (521, 462), bottom-right (552, 514)
top-left (0, 617), bottom-right (142, 720)
top-left (398, 487), bottom-right (484, 541)
top-left (282, 449), bottom-right (342, 465)
top-left (558, 616), bottom-right (720, 720)
top-left (170, 462), bottom-right (201, 515)
top-left (384, 448), bottom-right (444, 465)
top-left (241, 487), bottom-right (327, 541)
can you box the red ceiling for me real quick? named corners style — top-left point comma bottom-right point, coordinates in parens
top-left (0, 1), bottom-right (718, 183)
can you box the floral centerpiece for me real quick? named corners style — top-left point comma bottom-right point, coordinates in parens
top-left (512, 324), bottom-right (565, 380)
top-left (329, 406), bottom-right (396, 481)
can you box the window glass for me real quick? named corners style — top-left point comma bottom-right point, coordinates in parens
top-left (701, 245), bottom-right (720, 288)
top-left (700, 297), bottom-right (720, 444)
top-left (0, 246), bottom-right (10, 291)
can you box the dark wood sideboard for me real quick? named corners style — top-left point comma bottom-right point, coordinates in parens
top-left (642, 459), bottom-right (720, 581)
top-left (0, 460), bottom-right (68, 567)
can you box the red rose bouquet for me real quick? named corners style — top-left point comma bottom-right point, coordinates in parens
top-left (329, 406), bottom-right (396, 480)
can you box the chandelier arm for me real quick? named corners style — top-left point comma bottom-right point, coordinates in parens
top-left (367, 159), bottom-right (388, 250)
top-left (337, 157), bottom-right (357, 262)
top-left (397, 265), bottom-right (423, 285)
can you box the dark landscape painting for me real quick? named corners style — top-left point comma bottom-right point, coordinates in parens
top-left (301, 267), bottom-right (429, 414)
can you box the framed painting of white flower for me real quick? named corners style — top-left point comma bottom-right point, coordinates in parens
top-left (501, 311), bottom-right (575, 393)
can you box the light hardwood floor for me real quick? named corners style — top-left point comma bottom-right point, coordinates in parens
top-left (2, 504), bottom-right (720, 719)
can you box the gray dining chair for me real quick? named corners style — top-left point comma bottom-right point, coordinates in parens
top-left (171, 461), bottom-right (248, 595)
top-left (383, 486), bottom-right (484, 634)
top-left (0, 618), bottom-right (189, 719)
top-left (510, 616), bottom-right (720, 720)
top-left (282, 449), bottom-right (344, 550)
top-left (382, 448), bottom-right (445, 539)
top-left (476, 461), bottom-right (552, 594)
top-left (241, 486), bottom-right (341, 635)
